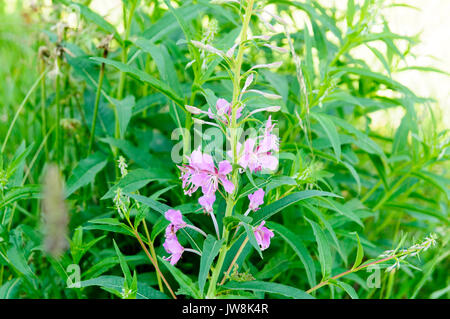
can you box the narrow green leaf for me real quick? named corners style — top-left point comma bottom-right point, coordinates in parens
top-left (224, 280), bottom-right (314, 299)
top-left (198, 235), bottom-right (223, 296)
top-left (243, 223), bottom-right (263, 259)
top-left (91, 57), bottom-right (184, 107)
top-left (384, 202), bottom-right (449, 224)
top-left (0, 185), bottom-right (41, 209)
top-left (346, 0), bottom-right (355, 26)
top-left (6, 245), bottom-right (36, 281)
top-left (303, 201), bottom-right (347, 264)
top-left (65, 152), bottom-right (107, 198)
top-left (78, 275), bottom-right (168, 299)
top-left (342, 161), bottom-right (361, 194)
top-left (334, 281), bottom-right (359, 299)
top-left (142, 4), bottom-right (205, 42)
top-left (127, 193), bottom-right (172, 214)
top-left (0, 278), bottom-right (22, 299)
top-left (318, 198), bottom-right (364, 227)
top-left (311, 112), bottom-right (341, 160)
top-left (252, 190), bottom-right (341, 225)
top-left (113, 240), bottom-right (132, 287)
top-left (311, 18), bottom-right (328, 64)
top-left (160, 258), bottom-right (201, 298)
top-left (110, 96), bottom-right (135, 139)
top-left (267, 222), bottom-right (316, 288)
top-left (368, 154), bottom-right (389, 190)
top-left (396, 66), bottom-right (450, 76)
top-left (102, 168), bottom-right (172, 200)
top-left (334, 67), bottom-right (415, 96)
top-left (351, 232), bottom-right (364, 270)
top-left (305, 218), bottom-right (332, 280)
top-left (412, 170), bottom-right (450, 200)
top-left (366, 44), bottom-right (392, 76)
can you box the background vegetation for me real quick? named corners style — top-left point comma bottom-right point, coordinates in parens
top-left (0, 0), bottom-right (448, 299)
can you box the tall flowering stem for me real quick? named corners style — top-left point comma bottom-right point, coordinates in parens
top-left (206, 0), bottom-right (255, 298)
top-left (116, 197), bottom-right (177, 299)
top-left (306, 234), bottom-right (438, 294)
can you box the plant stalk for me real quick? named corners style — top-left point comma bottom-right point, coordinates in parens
top-left (206, 0), bottom-right (255, 298)
top-left (55, 53), bottom-right (62, 166)
top-left (87, 49), bottom-right (107, 155)
top-left (306, 255), bottom-right (396, 294)
top-left (219, 236), bottom-right (249, 286)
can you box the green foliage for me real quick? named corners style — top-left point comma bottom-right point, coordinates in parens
top-left (0, 0), bottom-right (448, 299)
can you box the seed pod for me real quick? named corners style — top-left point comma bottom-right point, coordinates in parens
top-left (41, 164), bottom-right (69, 258)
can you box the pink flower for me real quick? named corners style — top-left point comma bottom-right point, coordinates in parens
top-left (217, 160), bottom-right (235, 193)
top-left (179, 149), bottom-right (214, 195)
top-left (163, 235), bottom-right (184, 265)
top-left (238, 138), bottom-right (278, 172)
top-left (259, 116), bottom-right (279, 152)
top-left (208, 98), bottom-right (242, 124)
top-left (164, 209), bottom-right (186, 238)
top-left (230, 117), bottom-right (279, 173)
top-left (165, 209), bottom-right (185, 227)
top-left (253, 221), bottom-right (274, 251)
top-left (198, 193), bottom-right (216, 213)
top-left (179, 149), bottom-right (235, 197)
top-left (248, 188), bottom-right (265, 211)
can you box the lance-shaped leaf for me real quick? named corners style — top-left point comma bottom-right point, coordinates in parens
top-left (267, 221), bottom-right (316, 288)
top-left (198, 235), bottom-right (224, 296)
top-left (78, 275), bottom-right (168, 299)
top-left (65, 152), bottom-right (107, 198)
top-left (224, 280), bottom-right (314, 299)
top-left (90, 57), bottom-right (184, 107)
top-left (160, 258), bottom-right (201, 299)
top-left (252, 190), bottom-right (341, 225)
top-left (305, 218), bottom-right (333, 280)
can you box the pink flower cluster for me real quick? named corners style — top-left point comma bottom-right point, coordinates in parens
top-left (174, 93), bottom-right (279, 263)
top-left (234, 116), bottom-right (279, 173)
top-left (179, 149), bottom-right (234, 213)
top-left (163, 209), bottom-right (186, 265)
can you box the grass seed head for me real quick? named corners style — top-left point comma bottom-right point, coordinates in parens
top-left (41, 164), bottom-right (69, 258)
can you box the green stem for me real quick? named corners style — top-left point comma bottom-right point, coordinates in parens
top-left (112, 0), bottom-right (138, 176)
top-left (116, 0), bottom-right (137, 102)
top-left (55, 55), bottom-right (62, 166)
top-left (1, 71), bottom-right (46, 154)
top-left (206, 0), bottom-right (255, 298)
top-left (124, 216), bottom-right (177, 299)
top-left (87, 52), bottom-right (106, 155)
top-left (143, 221), bottom-right (164, 293)
top-left (0, 265), bottom-right (3, 286)
top-left (306, 255), bottom-right (395, 294)
top-left (40, 59), bottom-right (49, 160)
top-left (206, 197), bottom-right (235, 298)
top-left (384, 269), bottom-right (396, 299)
